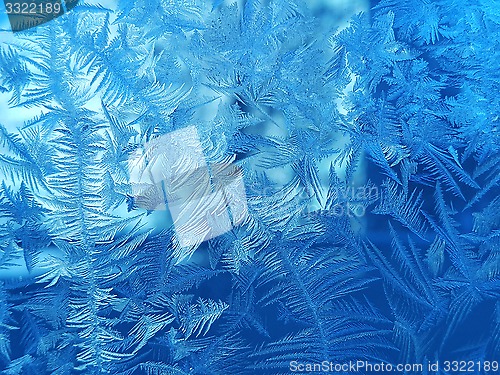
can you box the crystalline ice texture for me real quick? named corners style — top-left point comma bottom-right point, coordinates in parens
top-left (128, 126), bottom-right (247, 247)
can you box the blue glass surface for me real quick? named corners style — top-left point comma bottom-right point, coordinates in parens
top-left (0, 1), bottom-right (498, 374)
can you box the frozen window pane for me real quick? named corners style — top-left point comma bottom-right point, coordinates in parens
top-left (128, 126), bottom-right (248, 249)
